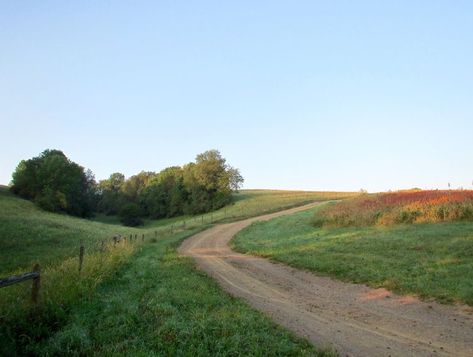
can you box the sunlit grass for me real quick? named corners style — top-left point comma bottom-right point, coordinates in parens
top-left (313, 190), bottom-right (473, 227)
top-left (234, 206), bottom-right (473, 306)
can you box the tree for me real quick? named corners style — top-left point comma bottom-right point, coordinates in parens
top-left (121, 171), bottom-right (156, 202)
top-left (11, 149), bottom-right (96, 217)
top-left (227, 167), bottom-right (244, 192)
top-left (96, 173), bottom-right (126, 215)
top-left (119, 203), bottom-right (143, 226)
top-left (141, 167), bottom-right (185, 218)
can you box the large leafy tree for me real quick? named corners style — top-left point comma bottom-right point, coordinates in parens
top-left (182, 150), bottom-right (244, 213)
top-left (96, 173), bottom-right (126, 215)
top-left (11, 149), bottom-right (96, 217)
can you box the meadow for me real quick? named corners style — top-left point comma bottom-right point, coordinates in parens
top-left (312, 190), bottom-right (473, 227)
top-left (0, 187), bottom-right (339, 355)
top-left (233, 206), bottom-right (473, 305)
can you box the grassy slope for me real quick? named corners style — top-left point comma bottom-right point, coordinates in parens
top-left (233, 207), bottom-right (473, 305)
top-left (0, 187), bottom-right (339, 356)
top-left (35, 230), bottom-right (324, 356)
top-left (0, 188), bottom-right (141, 275)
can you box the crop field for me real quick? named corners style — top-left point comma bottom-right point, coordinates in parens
top-left (233, 204), bottom-right (473, 305)
top-left (0, 187), bottom-right (335, 355)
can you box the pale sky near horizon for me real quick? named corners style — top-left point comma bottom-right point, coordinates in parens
top-left (1, 1), bottom-right (472, 192)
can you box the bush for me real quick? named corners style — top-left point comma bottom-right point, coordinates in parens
top-left (119, 203), bottom-right (143, 226)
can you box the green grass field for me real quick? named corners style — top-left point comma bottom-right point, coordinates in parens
top-left (0, 187), bottom-right (338, 356)
top-left (233, 206), bottom-right (473, 305)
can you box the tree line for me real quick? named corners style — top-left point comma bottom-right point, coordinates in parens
top-left (10, 149), bottom-right (243, 226)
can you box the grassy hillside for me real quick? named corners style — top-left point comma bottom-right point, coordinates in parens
top-left (0, 187), bottom-right (142, 275)
top-left (233, 206), bottom-right (473, 305)
top-left (0, 187), bottom-right (339, 356)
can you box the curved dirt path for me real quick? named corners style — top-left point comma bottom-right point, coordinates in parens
top-left (179, 203), bottom-right (473, 356)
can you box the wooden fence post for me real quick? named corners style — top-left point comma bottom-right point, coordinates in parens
top-left (135, 234), bottom-right (137, 241)
top-left (201, 215), bottom-right (204, 224)
top-left (142, 233), bottom-right (144, 242)
top-left (154, 230), bottom-right (157, 238)
top-left (31, 263), bottom-right (41, 304)
top-left (183, 220), bottom-right (186, 228)
top-left (171, 224), bottom-right (174, 234)
top-left (79, 243), bottom-right (85, 272)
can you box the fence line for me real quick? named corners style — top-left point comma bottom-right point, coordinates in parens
top-left (0, 263), bottom-right (41, 304)
top-left (0, 233), bottom-right (147, 305)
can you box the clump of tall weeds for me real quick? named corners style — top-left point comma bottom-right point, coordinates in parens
top-left (0, 241), bottom-right (136, 355)
top-left (313, 190), bottom-right (473, 227)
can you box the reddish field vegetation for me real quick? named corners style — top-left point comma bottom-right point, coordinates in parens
top-left (313, 190), bottom-right (473, 227)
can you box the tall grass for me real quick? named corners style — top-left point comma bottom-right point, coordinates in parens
top-left (0, 240), bottom-right (136, 355)
top-left (313, 190), bottom-right (473, 227)
top-left (0, 188), bottom-right (142, 275)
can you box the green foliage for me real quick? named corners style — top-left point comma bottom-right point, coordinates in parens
top-left (119, 203), bottom-right (143, 226)
top-left (96, 172), bottom-right (126, 215)
top-left (234, 207), bottom-right (473, 306)
top-left (9, 149), bottom-right (245, 225)
top-left (11, 149), bottom-right (96, 217)
top-left (94, 150), bottom-right (244, 223)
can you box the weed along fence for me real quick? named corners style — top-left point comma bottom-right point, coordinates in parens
top-left (0, 232), bottom-right (147, 305)
top-left (0, 216), bottom-right (200, 305)
top-left (0, 264), bottom-right (41, 304)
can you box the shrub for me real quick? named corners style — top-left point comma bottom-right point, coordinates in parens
top-left (119, 203), bottom-right (143, 227)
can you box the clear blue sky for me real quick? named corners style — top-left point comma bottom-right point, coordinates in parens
top-left (1, 1), bottom-right (472, 192)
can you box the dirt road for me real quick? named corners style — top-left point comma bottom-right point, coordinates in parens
top-left (179, 203), bottom-right (473, 356)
